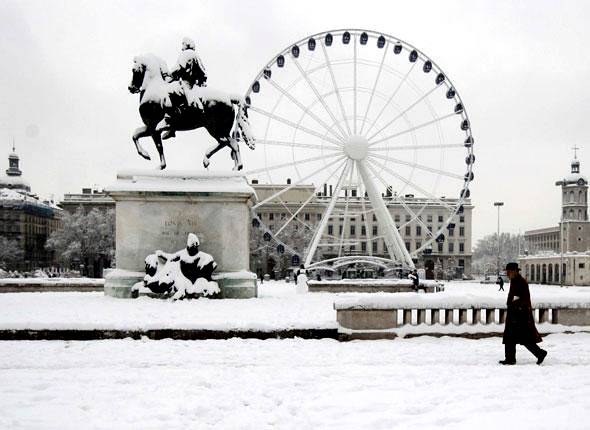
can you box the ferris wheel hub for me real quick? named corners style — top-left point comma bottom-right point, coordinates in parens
top-left (344, 135), bottom-right (369, 160)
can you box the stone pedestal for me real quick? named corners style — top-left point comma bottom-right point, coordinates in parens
top-left (104, 170), bottom-right (257, 299)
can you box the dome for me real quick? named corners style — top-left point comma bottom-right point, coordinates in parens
top-left (0, 175), bottom-right (31, 192)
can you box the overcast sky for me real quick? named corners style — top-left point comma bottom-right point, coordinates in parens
top-left (1, 0), bottom-right (589, 243)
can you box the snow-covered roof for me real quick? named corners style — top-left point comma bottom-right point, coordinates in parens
top-left (0, 175), bottom-right (30, 188)
top-left (0, 188), bottom-right (60, 211)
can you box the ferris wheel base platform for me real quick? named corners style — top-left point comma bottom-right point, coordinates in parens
top-left (307, 279), bottom-right (444, 294)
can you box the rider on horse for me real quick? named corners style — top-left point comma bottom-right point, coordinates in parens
top-left (163, 37), bottom-right (208, 139)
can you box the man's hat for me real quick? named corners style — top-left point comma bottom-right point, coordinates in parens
top-left (505, 262), bottom-right (520, 271)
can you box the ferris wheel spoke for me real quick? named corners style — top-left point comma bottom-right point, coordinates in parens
top-left (274, 158), bottom-right (348, 237)
top-left (292, 58), bottom-right (348, 141)
top-left (265, 78), bottom-right (345, 142)
top-left (370, 143), bottom-right (464, 152)
top-left (366, 157), bottom-right (455, 212)
top-left (249, 106), bottom-right (343, 147)
top-left (357, 169), bottom-right (373, 256)
top-left (337, 163), bottom-right (355, 258)
top-left (363, 62), bottom-right (417, 137)
top-left (367, 85), bottom-right (441, 142)
top-left (366, 162), bottom-right (436, 240)
top-left (320, 42), bottom-right (352, 136)
top-left (353, 33), bottom-right (358, 134)
top-left (368, 112), bottom-right (456, 147)
top-left (245, 152), bottom-right (341, 176)
top-left (257, 139), bottom-right (342, 152)
top-left (359, 41), bottom-right (389, 135)
top-left (370, 153), bottom-right (465, 180)
top-left (304, 159), bottom-right (352, 267)
top-left (251, 155), bottom-right (346, 210)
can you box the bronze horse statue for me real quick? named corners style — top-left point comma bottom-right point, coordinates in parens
top-left (128, 54), bottom-right (254, 170)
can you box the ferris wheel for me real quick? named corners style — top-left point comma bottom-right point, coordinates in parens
top-left (241, 29), bottom-right (475, 271)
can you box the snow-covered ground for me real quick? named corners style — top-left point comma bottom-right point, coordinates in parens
top-left (0, 334), bottom-right (589, 429)
top-left (1, 281), bottom-right (590, 331)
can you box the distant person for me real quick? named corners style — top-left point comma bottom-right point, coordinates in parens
top-left (408, 269), bottom-right (420, 291)
top-left (499, 262), bottom-right (547, 365)
top-left (497, 275), bottom-right (504, 291)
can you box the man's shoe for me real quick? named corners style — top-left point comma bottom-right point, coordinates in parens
top-left (537, 350), bottom-right (547, 365)
top-left (499, 359), bottom-right (516, 365)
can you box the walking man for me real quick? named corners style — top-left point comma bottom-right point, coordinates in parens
top-left (497, 274), bottom-right (504, 291)
top-left (500, 262), bottom-right (548, 365)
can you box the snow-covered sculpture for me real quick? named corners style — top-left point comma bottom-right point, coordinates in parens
top-left (295, 265), bottom-right (309, 294)
top-left (128, 36), bottom-right (255, 171)
top-left (134, 233), bottom-right (220, 300)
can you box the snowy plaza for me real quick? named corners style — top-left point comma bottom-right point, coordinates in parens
top-left (1, 281), bottom-right (590, 429)
top-left (4, 1), bottom-right (590, 429)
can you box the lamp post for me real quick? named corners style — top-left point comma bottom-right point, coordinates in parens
top-left (494, 202), bottom-right (504, 276)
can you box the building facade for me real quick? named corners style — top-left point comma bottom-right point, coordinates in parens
top-left (250, 181), bottom-right (473, 279)
top-left (521, 153), bottom-right (590, 285)
top-left (60, 188), bottom-right (114, 214)
top-left (0, 147), bottom-right (61, 271)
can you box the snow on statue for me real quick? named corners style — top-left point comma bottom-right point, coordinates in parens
top-left (128, 36), bottom-right (255, 171)
top-left (133, 233), bottom-right (220, 300)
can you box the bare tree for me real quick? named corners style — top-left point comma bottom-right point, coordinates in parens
top-left (472, 232), bottom-right (525, 275)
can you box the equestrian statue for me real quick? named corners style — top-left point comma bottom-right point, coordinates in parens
top-left (128, 37), bottom-right (255, 170)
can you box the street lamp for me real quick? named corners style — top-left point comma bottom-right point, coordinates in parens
top-left (494, 202), bottom-right (504, 277)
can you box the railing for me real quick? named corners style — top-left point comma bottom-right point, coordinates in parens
top-left (334, 297), bottom-right (590, 333)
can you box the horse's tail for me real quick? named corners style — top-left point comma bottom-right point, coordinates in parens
top-left (230, 98), bottom-right (255, 150)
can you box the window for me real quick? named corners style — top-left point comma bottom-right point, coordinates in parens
top-left (350, 244), bottom-right (356, 251)
top-left (304, 213), bottom-right (310, 221)
top-left (269, 213), bottom-right (274, 220)
top-left (405, 242), bottom-right (411, 251)
top-left (579, 263), bottom-right (585, 269)
top-left (328, 225), bottom-right (333, 235)
top-left (350, 225), bottom-right (356, 236)
top-left (459, 216), bottom-right (465, 223)
top-left (448, 242), bottom-right (454, 253)
top-left (394, 214), bottom-right (400, 223)
top-left (459, 227), bottom-right (465, 237)
top-left (427, 215), bottom-right (432, 223)
top-left (405, 214), bottom-right (411, 222)
top-left (372, 241), bottom-right (378, 252)
top-left (339, 225), bottom-right (343, 235)
top-left (416, 226), bottom-right (422, 236)
top-left (317, 213), bottom-right (321, 221)
top-left (361, 241), bottom-right (366, 251)
top-left (372, 225), bottom-right (378, 236)
top-left (373, 214), bottom-right (377, 222)
top-left (427, 225), bottom-right (432, 232)
top-left (448, 228), bottom-right (454, 237)
top-left (361, 226), bottom-right (366, 236)
top-left (459, 243), bottom-right (464, 252)
top-left (416, 241), bottom-right (421, 250)
top-left (438, 215), bottom-right (443, 223)
top-left (405, 226), bottom-right (411, 236)
top-left (458, 259), bottom-right (465, 267)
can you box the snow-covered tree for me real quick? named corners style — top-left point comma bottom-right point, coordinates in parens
top-left (46, 207), bottom-right (115, 275)
top-left (0, 236), bottom-right (24, 270)
top-left (472, 233), bottom-right (525, 275)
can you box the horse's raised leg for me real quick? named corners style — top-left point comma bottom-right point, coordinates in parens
top-left (155, 118), bottom-right (175, 141)
top-left (228, 139), bottom-right (243, 171)
top-left (132, 126), bottom-right (151, 160)
top-left (203, 139), bottom-right (227, 168)
top-left (151, 132), bottom-right (166, 170)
